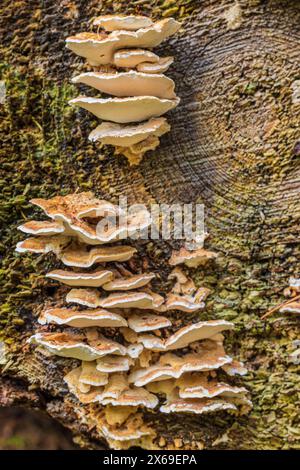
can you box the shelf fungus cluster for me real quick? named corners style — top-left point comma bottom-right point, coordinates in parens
top-left (16, 192), bottom-right (251, 449)
top-left (66, 15), bottom-right (181, 165)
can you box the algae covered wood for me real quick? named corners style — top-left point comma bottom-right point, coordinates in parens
top-left (0, 0), bottom-right (300, 450)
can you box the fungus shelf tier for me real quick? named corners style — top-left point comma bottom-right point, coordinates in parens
top-left (66, 16), bottom-right (181, 165)
top-left (16, 192), bottom-right (252, 450)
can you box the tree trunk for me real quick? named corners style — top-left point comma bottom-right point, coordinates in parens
top-left (0, 0), bottom-right (299, 450)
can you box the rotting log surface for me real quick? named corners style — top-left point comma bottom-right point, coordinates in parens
top-left (0, 0), bottom-right (299, 449)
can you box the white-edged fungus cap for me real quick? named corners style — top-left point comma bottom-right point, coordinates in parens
top-left (128, 313), bottom-right (171, 333)
top-left (46, 268), bottom-right (114, 287)
top-left (169, 247), bottom-right (218, 268)
top-left (66, 18), bottom-right (181, 66)
top-left (100, 291), bottom-right (164, 310)
top-left (102, 273), bottom-right (155, 291)
top-left (93, 15), bottom-right (153, 32)
top-left (102, 386), bottom-right (158, 409)
top-left (27, 192), bottom-right (138, 245)
top-left (15, 236), bottom-right (70, 255)
top-left (38, 307), bottom-right (127, 328)
top-left (72, 71), bottom-right (176, 100)
top-left (137, 56), bottom-right (174, 74)
top-left (160, 398), bottom-right (237, 415)
top-left (30, 332), bottom-right (127, 360)
top-left (129, 341), bottom-right (232, 386)
top-left (164, 320), bottom-right (233, 350)
top-left (31, 191), bottom-right (122, 220)
top-left (60, 245), bottom-right (136, 267)
top-left (69, 95), bottom-right (180, 124)
top-left (18, 220), bottom-right (65, 236)
top-left (29, 192), bottom-right (149, 245)
top-left (165, 293), bottom-right (205, 312)
top-left (113, 49), bottom-right (159, 68)
top-left (289, 277), bottom-right (300, 290)
top-left (280, 301), bottom-right (300, 314)
top-left (96, 355), bottom-right (132, 373)
top-left (177, 374), bottom-right (248, 400)
top-left (222, 360), bottom-right (248, 376)
top-left (66, 288), bottom-right (102, 308)
top-left (89, 118), bottom-right (170, 147)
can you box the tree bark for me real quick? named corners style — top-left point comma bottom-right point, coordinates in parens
top-left (0, 0), bottom-right (299, 449)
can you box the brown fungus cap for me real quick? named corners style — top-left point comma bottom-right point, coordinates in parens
top-left (60, 244), bottom-right (136, 267)
top-left (31, 191), bottom-right (121, 219)
top-left (66, 288), bottom-right (102, 308)
top-left (100, 291), bottom-right (164, 310)
top-left (114, 135), bottom-right (161, 166)
top-left (46, 268), bottom-right (114, 287)
top-left (16, 236), bottom-right (70, 255)
top-left (18, 220), bottom-right (65, 236)
top-left (101, 383), bottom-right (158, 409)
top-left (102, 273), bottom-right (155, 291)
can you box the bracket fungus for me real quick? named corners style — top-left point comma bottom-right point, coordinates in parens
top-left (46, 269), bottom-right (114, 287)
top-left (102, 272), bottom-right (155, 291)
top-left (72, 72), bottom-right (176, 100)
top-left (27, 192), bottom-right (149, 245)
top-left (30, 331), bottom-right (127, 360)
top-left (17, 192), bottom-right (251, 449)
top-left (66, 16), bottom-right (181, 165)
top-left (128, 313), bottom-right (171, 333)
top-left (89, 118), bottom-right (170, 147)
top-left (15, 235), bottom-right (70, 255)
top-left (69, 96), bottom-right (179, 123)
top-left (280, 302), bottom-right (300, 314)
top-left (169, 246), bottom-right (218, 268)
top-left (18, 220), bottom-right (65, 236)
top-left (38, 307), bottom-right (127, 328)
top-left (137, 56), bottom-right (174, 74)
top-left (60, 244), bottom-right (136, 268)
top-left (113, 49), bottom-right (159, 68)
top-left (165, 293), bottom-right (205, 312)
top-left (160, 398), bottom-right (237, 415)
top-left (176, 374), bottom-right (249, 400)
top-left (66, 19), bottom-right (180, 66)
top-left (92, 15), bottom-right (153, 32)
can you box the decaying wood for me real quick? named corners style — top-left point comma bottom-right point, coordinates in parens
top-left (0, 0), bottom-right (299, 449)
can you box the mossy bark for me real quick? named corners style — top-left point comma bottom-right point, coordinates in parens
top-left (0, 0), bottom-right (299, 449)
